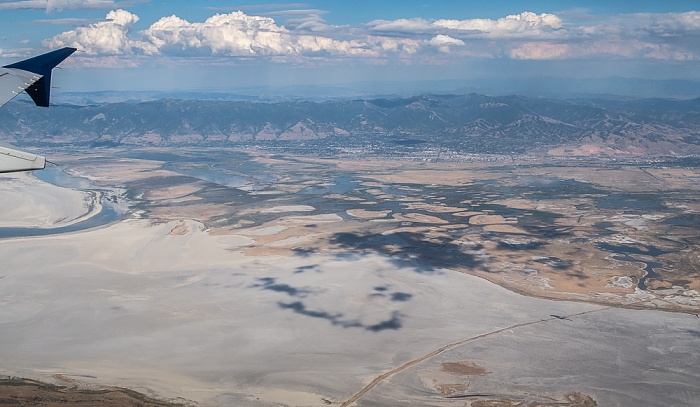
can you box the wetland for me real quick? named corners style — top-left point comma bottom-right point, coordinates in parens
top-left (0, 147), bottom-right (698, 406)
top-left (68, 147), bottom-right (700, 312)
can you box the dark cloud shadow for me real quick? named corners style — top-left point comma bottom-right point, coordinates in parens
top-left (250, 277), bottom-right (317, 298)
top-left (329, 231), bottom-right (485, 273)
top-left (294, 264), bottom-right (321, 274)
top-left (685, 329), bottom-right (700, 337)
top-left (278, 301), bottom-right (404, 332)
top-left (278, 301), bottom-right (343, 321)
top-left (291, 247), bottom-right (317, 257)
top-left (366, 311), bottom-right (402, 332)
top-left (534, 256), bottom-right (572, 269)
top-left (390, 292), bottom-right (413, 301)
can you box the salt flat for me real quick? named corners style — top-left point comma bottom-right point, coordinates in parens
top-left (0, 168), bottom-right (698, 406)
top-left (0, 216), bottom-right (698, 406)
top-left (0, 172), bottom-right (93, 228)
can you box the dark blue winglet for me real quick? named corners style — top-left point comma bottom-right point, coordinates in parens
top-left (3, 47), bottom-right (77, 107)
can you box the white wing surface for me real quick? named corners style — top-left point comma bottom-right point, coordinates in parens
top-left (0, 142), bottom-right (45, 173)
top-left (0, 68), bottom-right (43, 108)
top-left (0, 68), bottom-right (46, 173)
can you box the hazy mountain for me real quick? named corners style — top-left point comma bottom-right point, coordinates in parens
top-left (1, 93), bottom-right (699, 156)
top-left (54, 78), bottom-right (700, 104)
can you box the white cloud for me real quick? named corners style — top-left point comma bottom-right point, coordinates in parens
top-left (646, 11), bottom-right (700, 34)
top-left (39, 9), bottom-right (700, 64)
top-left (508, 38), bottom-right (700, 61)
top-left (141, 11), bottom-right (293, 56)
top-left (0, 0), bottom-right (45, 9)
top-left (369, 36), bottom-right (421, 55)
top-left (44, 9), bottom-right (157, 55)
top-left (47, 0), bottom-right (114, 12)
top-left (141, 11), bottom-right (405, 58)
top-left (435, 12), bottom-right (563, 36)
top-left (368, 12), bottom-right (563, 38)
top-left (296, 35), bottom-right (377, 57)
top-left (428, 34), bottom-right (465, 54)
top-left (429, 34), bottom-right (465, 46)
top-left (285, 12), bottom-right (332, 32)
top-left (508, 42), bottom-right (570, 59)
top-left (371, 11), bottom-right (700, 61)
top-left (368, 18), bottom-right (433, 33)
top-left (0, 0), bottom-right (116, 11)
top-left (106, 7), bottom-right (138, 25)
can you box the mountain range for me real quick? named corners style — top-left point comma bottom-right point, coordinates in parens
top-left (1, 93), bottom-right (699, 156)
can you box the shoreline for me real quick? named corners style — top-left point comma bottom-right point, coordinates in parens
top-left (0, 153), bottom-right (697, 406)
top-left (0, 218), bottom-right (696, 406)
top-left (0, 172), bottom-right (105, 230)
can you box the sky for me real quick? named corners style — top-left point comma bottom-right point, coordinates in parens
top-left (1, 0), bottom-right (700, 96)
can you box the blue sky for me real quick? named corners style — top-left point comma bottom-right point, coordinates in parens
top-left (1, 1), bottom-right (700, 95)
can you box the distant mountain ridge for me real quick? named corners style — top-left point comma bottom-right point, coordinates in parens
top-left (1, 93), bottom-right (699, 156)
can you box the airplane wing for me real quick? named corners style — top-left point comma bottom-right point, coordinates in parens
top-left (0, 47), bottom-right (76, 173)
top-left (0, 142), bottom-right (46, 173)
top-left (0, 68), bottom-right (43, 108)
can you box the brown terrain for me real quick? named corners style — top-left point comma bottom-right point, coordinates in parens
top-left (0, 377), bottom-right (186, 406)
top-left (53, 149), bottom-right (699, 313)
top-left (3, 147), bottom-right (698, 405)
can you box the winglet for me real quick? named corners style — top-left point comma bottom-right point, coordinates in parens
top-left (3, 47), bottom-right (76, 107)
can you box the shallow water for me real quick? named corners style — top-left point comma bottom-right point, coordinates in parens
top-left (0, 202), bottom-right (120, 239)
top-left (34, 167), bottom-right (95, 189)
top-left (597, 242), bottom-right (669, 290)
top-left (0, 170), bottom-right (122, 239)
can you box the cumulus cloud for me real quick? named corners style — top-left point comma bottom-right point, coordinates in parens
top-left (370, 36), bottom-right (421, 55)
top-left (53, 10), bottom-right (413, 59)
top-left (429, 34), bottom-right (465, 46)
top-left (141, 11), bottom-right (293, 56)
top-left (39, 9), bottom-right (700, 64)
top-left (552, 12), bottom-right (700, 61)
top-left (368, 12), bottom-right (563, 38)
top-left (44, 9), bottom-right (157, 54)
top-left (434, 12), bottom-right (563, 37)
top-left (371, 10), bottom-right (700, 61)
top-left (428, 34), bottom-right (465, 54)
top-left (146, 12), bottom-right (272, 55)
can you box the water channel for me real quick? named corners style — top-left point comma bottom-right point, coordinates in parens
top-left (596, 242), bottom-right (670, 290)
top-left (0, 168), bottom-right (124, 239)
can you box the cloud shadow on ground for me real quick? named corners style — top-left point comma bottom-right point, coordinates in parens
top-left (250, 277), bottom-right (318, 298)
top-left (329, 231), bottom-right (486, 273)
top-left (278, 301), bottom-right (404, 332)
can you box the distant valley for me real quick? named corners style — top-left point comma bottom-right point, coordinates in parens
top-left (2, 93), bottom-right (700, 406)
top-left (1, 93), bottom-right (699, 157)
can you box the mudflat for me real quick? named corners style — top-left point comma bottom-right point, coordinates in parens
top-left (0, 148), bottom-right (697, 406)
